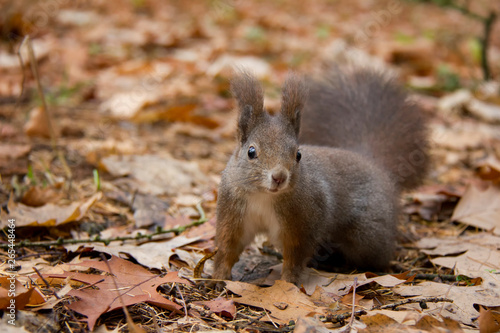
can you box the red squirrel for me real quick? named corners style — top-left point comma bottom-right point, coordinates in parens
top-left (212, 65), bottom-right (429, 285)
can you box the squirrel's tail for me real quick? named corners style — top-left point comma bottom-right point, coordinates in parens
top-left (300, 65), bottom-right (429, 190)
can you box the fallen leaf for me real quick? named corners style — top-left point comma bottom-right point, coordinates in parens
top-left (0, 277), bottom-right (45, 310)
top-left (43, 256), bottom-right (191, 330)
top-left (0, 143), bottom-right (31, 160)
top-left (476, 157), bottom-right (500, 182)
top-left (0, 192), bottom-right (102, 228)
top-left (394, 281), bottom-right (500, 326)
top-left (106, 190), bottom-right (170, 228)
top-left (417, 233), bottom-right (500, 288)
top-left (294, 317), bottom-right (332, 333)
top-left (24, 106), bottom-right (55, 139)
top-left (21, 186), bottom-right (63, 207)
top-left (195, 297), bottom-right (236, 319)
top-left (297, 270), bottom-right (407, 296)
top-left (479, 307), bottom-right (500, 333)
top-left (64, 235), bottom-right (200, 270)
top-left (359, 312), bottom-right (407, 332)
top-left (451, 183), bottom-right (500, 235)
top-left (99, 91), bottom-right (162, 119)
top-left (100, 154), bottom-right (208, 195)
top-left (225, 280), bottom-right (323, 324)
top-left (468, 99), bottom-right (500, 123)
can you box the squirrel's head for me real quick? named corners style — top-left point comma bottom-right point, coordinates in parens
top-left (230, 71), bottom-right (308, 194)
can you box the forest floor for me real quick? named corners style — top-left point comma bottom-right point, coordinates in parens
top-left (0, 0), bottom-right (499, 332)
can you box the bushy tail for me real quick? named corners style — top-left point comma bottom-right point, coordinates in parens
top-left (299, 65), bottom-right (429, 190)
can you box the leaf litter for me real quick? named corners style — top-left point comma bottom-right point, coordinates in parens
top-left (1, 0), bottom-right (500, 332)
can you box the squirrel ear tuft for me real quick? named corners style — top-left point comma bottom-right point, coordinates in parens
top-left (231, 70), bottom-right (264, 142)
top-left (281, 73), bottom-right (308, 136)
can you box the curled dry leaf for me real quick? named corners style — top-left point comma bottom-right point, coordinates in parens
top-left (479, 307), bottom-right (500, 333)
top-left (21, 186), bottom-right (63, 207)
top-left (476, 157), bottom-right (500, 182)
top-left (24, 106), bottom-right (56, 139)
top-left (0, 192), bottom-right (102, 228)
top-left (0, 277), bottom-right (46, 310)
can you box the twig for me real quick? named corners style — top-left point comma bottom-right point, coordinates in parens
top-left (25, 35), bottom-right (57, 150)
top-left (422, 1), bottom-right (497, 80)
top-left (15, 36), bottom-right (28, 109)
top-left (24, 36), bottom-right (73, 180)
top-left (323, 310), bottom-right (367, 324)
top-left (0, 205), bottom-right (208, 249)
top-left (263, 307), bottom-right (278, 329)
top-left (345, 277), bottom-right (358, 332)
top-left (439, 282), bottom-right (456, 316)
top-left (375, 297), bottom-right (453, 310)
top-left (481, 12), bottom-right (497, 80)
top-left (75, 278), bottom-right (105, 291)
top-left (175, 284), bottom-right (189, 318)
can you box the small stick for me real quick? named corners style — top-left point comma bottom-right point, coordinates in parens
top-left (376, 297), bottom-right (453, 310)
top-left (24, 35), bottom-right (72, 180)
top-left (345, 277), bottom-right (358, 332)
top-left (175, 283), bottom-right (189, 318)
top-left (25, 35), bottom-right (56, 149)
top-left (15, 36), bottom-right (28, 109)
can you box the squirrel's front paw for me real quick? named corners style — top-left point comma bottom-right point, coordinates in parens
top-left (281, 269), bottom-right (303, 287)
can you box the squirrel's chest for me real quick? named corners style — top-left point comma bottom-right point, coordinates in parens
top-left (243, 193), bottom-right (282, 247)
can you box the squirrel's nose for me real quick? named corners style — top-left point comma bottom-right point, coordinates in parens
top-left (272, 171), bottom-right (288, 185)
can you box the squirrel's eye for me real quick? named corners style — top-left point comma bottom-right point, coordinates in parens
top-left (248, 146), bottom-right (257, 159)
top-left (296, 151), bottom-right (302, 162)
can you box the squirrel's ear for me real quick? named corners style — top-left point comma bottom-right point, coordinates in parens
top-left (231, 71), bottom-right (264, 143)
top-left (281, 73), bottom-right (308, 136)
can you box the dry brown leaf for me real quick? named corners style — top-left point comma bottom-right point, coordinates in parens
top-left (417, 233), bottom-right (500, 288)
top-left (0, 277), bottom-right (46, 310)
top-left (297, 271), bottom-right (407, 296)
top-left (23, 106), bottom-right (55, 139)
top-left (225, 280), bottom-right (323, 324)
top-left (43, 256), bottom-right (191, 330)
top-left (0, 192), bottom-right (102, 228)
top-left (100, 154), bottom-right (208, 196)
top-left (0, 143), bottom-right (31, 160)
top-left (451, 183), bottom-right (500, 235)
top-left (64, 234), bottom-right (200, 270)
top-left (21, 186), bottom-right (63, 207)
top-left (294, 317), bottom-right (331, 333)
top-left (194, 297), bottom-right (236, 319)
top-left (360, 312), bottom-right (464, 333)
top-left (476, 157), bottom-right (500, 182)
top-left (479, 307), bottom-right (500, 333)
top-left (359, 313), bottom-right (407, 333)
top-left (394, 281), bottom-right (500, 326)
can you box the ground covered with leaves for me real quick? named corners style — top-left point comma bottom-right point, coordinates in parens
top-left (0, 0), bottom-right (500, 332)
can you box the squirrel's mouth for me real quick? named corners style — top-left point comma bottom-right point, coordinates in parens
top-left (266, 184), bottom-right (288, 194)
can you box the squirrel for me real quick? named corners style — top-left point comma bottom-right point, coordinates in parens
top-left (212, 65), bottom-right (429, 286)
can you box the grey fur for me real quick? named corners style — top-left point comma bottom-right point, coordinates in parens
top-left (213, 67), bottom-right (428, 285)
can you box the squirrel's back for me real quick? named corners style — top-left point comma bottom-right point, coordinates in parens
top-left (299, 66), bottom-right (429, 190)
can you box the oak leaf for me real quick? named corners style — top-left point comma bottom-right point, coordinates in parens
top-left (43, 256), bottom-right (191, 330)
